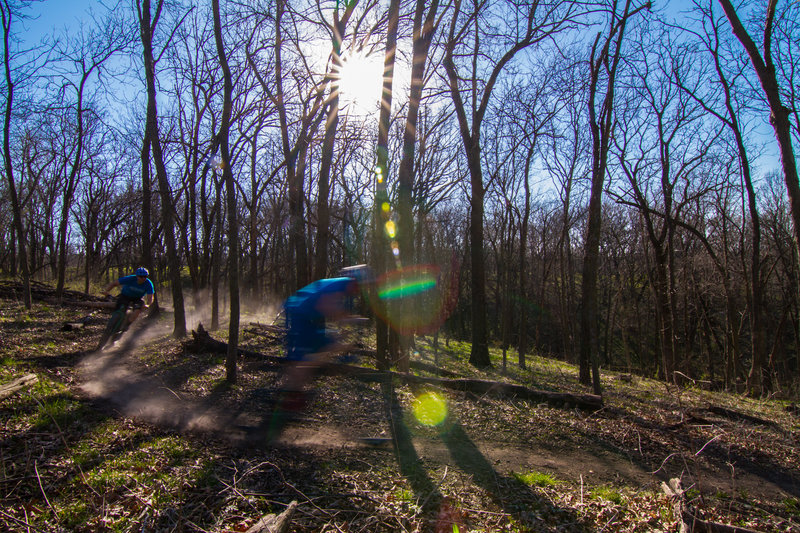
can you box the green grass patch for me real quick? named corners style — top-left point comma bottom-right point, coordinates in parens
top-left (591, 486), bottom-right (624, 505)
top-left (784, 497), bottom-right (800, 517)
top-left (513, 470), bottom-right (557, 488)
top-left (79, 436), bottom-right (208, 507)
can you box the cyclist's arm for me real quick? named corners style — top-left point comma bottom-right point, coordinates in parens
top-left (102, 280), bottom-right (120, 296)
top-left (143, 293), bottom-right (154, 308)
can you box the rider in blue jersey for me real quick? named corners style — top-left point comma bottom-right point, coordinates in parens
top-left (102, 267), bottom-right (155, 333)
top-left (278, 266), bottom-right (371, 410)
top-left (284, 276), bottom-right (359, 361)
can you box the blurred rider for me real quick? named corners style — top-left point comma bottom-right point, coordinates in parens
top-left (279, 265), bottom-right (371, 407)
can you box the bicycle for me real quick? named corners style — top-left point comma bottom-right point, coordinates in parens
top-left (96, 298), bottom-right (136, 350)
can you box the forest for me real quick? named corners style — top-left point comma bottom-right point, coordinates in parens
top-left (3, 0), bottom-right (800, 400)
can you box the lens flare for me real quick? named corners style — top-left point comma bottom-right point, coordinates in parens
top-left (412, 391), bottom-right (448, 426)
top-left (378, 272), bottom-right (435, 299)
top-left (385, 220), bottom-right (397, 238)
top-left (371, 264), bottom-right (458, 334)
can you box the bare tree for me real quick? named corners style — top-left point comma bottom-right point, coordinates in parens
top-left (373, 0), bottom-right (400, 370)
top-left (0, 0), bottom-right (44, 308)
top-left (52, 7), bottom-right (130, 300)
top-left (313, 0), bottom-right (362, 280)
top-left (716, 0), bottom-right (800, 303)
top-left (580, 0), bottom-right (649, 392)
top-left (678, 0), bottom-right (768, 394)
top-left (137, 0), bottom-right (187, 337)
top-left (445, 0), bottom-right (589, 368)
top-left (209, 0), bottom-right (239, 383)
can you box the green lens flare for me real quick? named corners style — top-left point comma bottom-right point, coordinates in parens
top-left (378, 276), bottom-right (436, 299)
top-left (412, 391), bottom-right (448, 426)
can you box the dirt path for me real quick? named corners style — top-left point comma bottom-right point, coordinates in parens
top-left (74, 335), bottom-right (796, 507)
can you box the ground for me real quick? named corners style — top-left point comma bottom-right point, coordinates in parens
top-left (2, 292), bottom-right (800, 532)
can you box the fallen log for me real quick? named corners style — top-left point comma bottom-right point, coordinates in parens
top-left (245, 501), bottom-right (297, 533)
top-left (60, 312), bottom-right (104, 331)
top-left (0, 373), bottom-right (39, 401)
top-left (0, 280), bottom-right (105, 304)
top-left (65, 300), bottom-right (116, 309)
top-left (186, 327), bottom-right (603, 410)
top-left (244, 323), bottom-right (286, 345)
top-left (705, 405), bottom-right (778, 429)
top-left (183, 324), bottom-right (278, 360)
top-left (348, 348), bottom-right (461, 378)
top-left (391, 373), bottom-right (603, 411)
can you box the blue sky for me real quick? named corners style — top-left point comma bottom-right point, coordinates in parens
top-left (22, 0), bottom-right (98, 46)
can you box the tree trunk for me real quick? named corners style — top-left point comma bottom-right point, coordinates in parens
top-left (395, 0), bottom-right (439, 371)
top-left (212, 0), bottom-right (239, 383)
top-left (1, 3), bottom-right (31, 308)
top-left (718, 2), bottom-right (800, 393)
top-left (312, 3), bottom-right (357, 281)
top-left (139, 0), bottom-right (186, 338)
top-left (579, 0), bottom-right (643, 394)
top-left (518, 145), bottom-right (534, 369)
top-left (467, 144), bottom-right (491, 367)
top-left (372, 0), bottom-right (400, 371)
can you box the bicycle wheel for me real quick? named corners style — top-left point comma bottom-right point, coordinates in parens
top-left (97, 308), bottom-right (126, 350)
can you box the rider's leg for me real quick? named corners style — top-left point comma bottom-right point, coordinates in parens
top-left (120, 301), bottom-right (144, 332)
top-left (126, 308), bottom-right (142, 327)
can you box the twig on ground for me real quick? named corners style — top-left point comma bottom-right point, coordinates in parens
top-left (695, 433), bottom-right (725, 456)
top-left (34, 460), bottom-right (58, 524)
top-left (650, 452), bottom-right (681, 475)
top-left (0, 508), bottom-right (47, 533)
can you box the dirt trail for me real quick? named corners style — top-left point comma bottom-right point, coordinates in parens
top-left (75, 333), bottom-right (797, 506)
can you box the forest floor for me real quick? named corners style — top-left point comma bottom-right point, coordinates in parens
top-left (2, 285), bottom-right (800, 532)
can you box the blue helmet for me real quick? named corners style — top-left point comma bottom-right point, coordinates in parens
top-left (135, 267), bottom-right (149, 277)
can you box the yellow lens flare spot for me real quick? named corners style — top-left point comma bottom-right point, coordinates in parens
top-left (412, 391), bottom-right (448, 426)
top-left (385, 220), bottom-right (397, 238)
top-left (381, 202), bottom-right (391, 213)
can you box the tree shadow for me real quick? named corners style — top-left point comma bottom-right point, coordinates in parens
top-left (441, 420), bottom-right (588, 530)
top-left (381, 380), bottom-right (444, 512)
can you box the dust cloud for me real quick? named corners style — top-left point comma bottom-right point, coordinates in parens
top-left (78, 291), bottom-right (287, 440)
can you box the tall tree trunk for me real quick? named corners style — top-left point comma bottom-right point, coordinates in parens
top-left (579, 0), bottom-right (644, 394)
top-left (444, 0), bottom-right (554, 368)
top-left (1, 2), bottom-right (30, 308)
top-left (715, 0), bottom-right (782, 395)
top-left (313, 3), bottom-right (356, 280)
top-left (372, 0), bottom-right (400, 371)
top-left (248, 130), bottom-right (260, 299)
top-left (271, 0), bottom-right (325, 291)
top-left (518, 144), bottom-right (535, 368)
top-left (395, 0), bottom-right (439, 371)
top-left (466, 143), bottom-right (490, 367)
top-left (141, 136), bottom-right (154, 289)
top-left (211, 194), bottom-right (222, 331)
top-left (138, 0), bottom-right (186, 338)
top-left (212, 0), bottom-right (239, 383)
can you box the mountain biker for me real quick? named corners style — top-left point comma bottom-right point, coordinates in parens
top-left (102, 267), bottom-right (155, 333)
top-left (279, 265), bottom-right (371, 408)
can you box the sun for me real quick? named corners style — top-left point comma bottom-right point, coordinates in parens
top-left (336, 49), bottom-right (383, 114)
